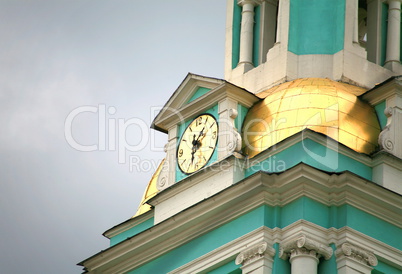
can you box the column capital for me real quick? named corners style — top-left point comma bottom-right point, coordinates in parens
top-left (279, 234), bottom-right (333, 261)
top-left (289, 247), bottom-right (320, 263)
top-left (235, 241), bottom-right (276, 266)
top-left (237, 0), bottom-right (263, 7)
top-left (336, 242), bottom-right (378, 267)
top-left (385, 0), bottom-right (402, 4)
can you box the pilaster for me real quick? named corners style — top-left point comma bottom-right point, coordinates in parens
top-left (362, 77), bottom-right (402, 162)
top-left (157, 125), bottom-right (178, 191)
top-left (379, 105), bottom-right (402, 159)
top-left (235, 241), bottom-right (276, 274)
top-left (336, 242), bottom-right (378, 274)
top-left (218, 98), bottom-right (242, 161)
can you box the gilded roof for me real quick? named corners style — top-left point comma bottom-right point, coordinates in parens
top-left (243, 78), bottom-right (381, 158)
top-left (133, 159), bottom-right (164, 217)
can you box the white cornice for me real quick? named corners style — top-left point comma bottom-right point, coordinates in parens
top-left (362, 76), bottom-right (402, 105)
top-left (151, 74), bottom-right (225, 133)
top-left (103, 210), bottom-right (154, 239)
top-left (147, 155), bottom-right (241, 206)
top-left (152, 77), bottom-right (259, 132)
top-left (79, 164), bottom-right (402, 273)
top-left (173, 222), bottom-right (402, 274)
top-left (371, 150), bottom-right (402, 170)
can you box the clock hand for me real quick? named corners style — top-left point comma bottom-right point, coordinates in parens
top-left (191, 150), bottom-right (195, 165)
top-left (192, 133), bottom-right (198, 147)
top-left (190, 134), bottom-right (197, 167)
top-left (197, 124), bottom-right (213, 145)
top-left (196, 127), bottom-right (205, 142)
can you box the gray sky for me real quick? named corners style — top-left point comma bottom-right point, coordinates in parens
top-left (0, 1), bottom-right (226, 272)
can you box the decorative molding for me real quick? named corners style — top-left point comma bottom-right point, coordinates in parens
top-left (289, 247), bottom-right (320, 262)
top-left (102, 210), bottom-right (154, 239)
top-left (237, 0), bottom-right (263, 6)
top-left (336, 242), bottom-right (378, 267)
top-left (152, 74), bottom-right (225, 133)
top-left (157, 143), bottom-right (174, 191)
top-left (226, 108), bottom-right (242, 154)
top-left (153, 79), bottom-right (259, 133)
top-left (169, 227), bottom-right (274, 274)
top-left (235, 241), bottom-right (275, 266)
top-left (80, 165), bottom-right (402, 272)
top-left (362, 76), bottom-right (402, 105)
top-left (280, 234), bottom-right (333, 260)
top-left (379, 106), bottom-right (402, 159)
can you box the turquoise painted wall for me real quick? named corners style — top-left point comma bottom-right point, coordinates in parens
top-left (127, 199), bottom-right (401, 273)
top-left (245, 138), bottom-right (372, 181)
top-left (272, 243), bottom-right (291, 273)
top-left (176, 105), bottom-right (219, 182)
top-left (288, 0), bottom-right (345, 55)
top-left (129, 206), bottom-right (267, 273)
top-left (336, 204), bottom-right (402, 250)
top-left (232, 0), bottom-right (241, 69)
top-left (374, 100), bottom-right (387, 130)
top-left (187, 87), bottom-right (211, 103)
top-left (318, 244), bottom-right (337, 274)
top-left (110, 217), bottom-right (154, 246)
top-left (374, 261), bottom-right (402, 274)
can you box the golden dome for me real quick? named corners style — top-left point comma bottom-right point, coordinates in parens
top-left (242, 78), bottom-right (381, 158)
top-left (133, 159), bottom-right (164, 217)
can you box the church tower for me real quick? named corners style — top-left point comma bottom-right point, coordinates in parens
top-left (79, 1), bottom-right (402, 273)
top-left (225, 0), bottom-right (401, 91)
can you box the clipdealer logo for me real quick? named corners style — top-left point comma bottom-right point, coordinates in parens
top-left (64, 104), bottom-right (168, 168)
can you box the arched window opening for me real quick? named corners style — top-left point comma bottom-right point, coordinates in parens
top-left (358, 0), bottom-right (368, 48)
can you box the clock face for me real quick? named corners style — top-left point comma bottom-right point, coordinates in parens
top-left (177, 114), bottom-right (218, 174)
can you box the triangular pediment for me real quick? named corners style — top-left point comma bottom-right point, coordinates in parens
top-left (152, 73), bottom-right (259, 133)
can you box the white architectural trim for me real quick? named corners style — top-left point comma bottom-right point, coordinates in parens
top-left (336, 242), bottom-right (378, 274)
top-left (155, 81), bottom-right (259, 132)
top-left (280, 234), bottom-right (333, 261)
top-left (103, 210), bottom-right (154, 239)
top-left (336, 242), bottom-right (378, 267)
top-left (361, 76), bottom-right (402, 105)
top-left (379, 106), bottom-right (402, 158)
top-left (171, 222), bottom-right (401, 274)
top-left (152, 74), bottom-right (225, 132)
top-left (80, 164), bottom-right (402, 273)
top-left (237, 0), bottom-right (262, 71)
top-left (236, 240), bottom-right (276, 274)
top-left (335, 226), bottom-right (402, 269)
top-left (384, 0), bottom-right (402, 72)
top-left (169, 227), bottom-right (274, 274)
